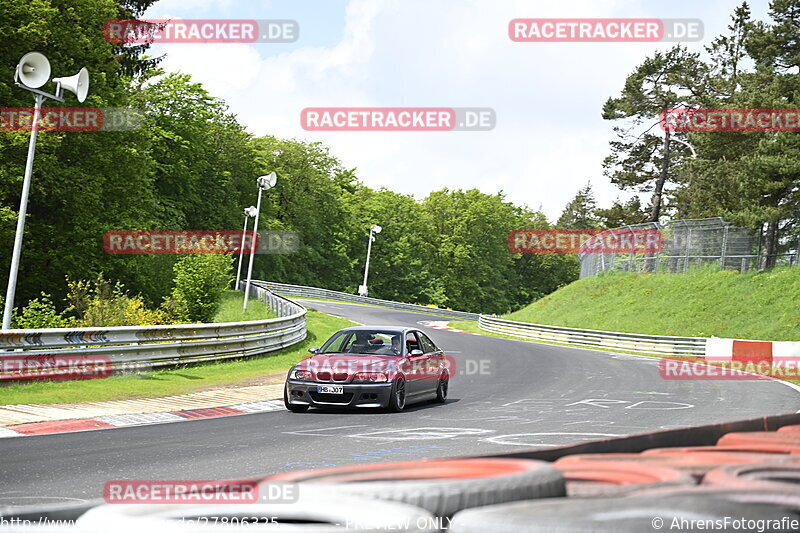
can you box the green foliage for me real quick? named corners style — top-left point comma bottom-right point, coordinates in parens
top-left (13, 292), bottom-right (73, 329)
top-left (595, 197), bottom-right (649, 228)
top-left (557, 184), bottom-right (600, 229)
top-left (169, 251), bottom-right (234, 323)
top-left (67, 275), bottom-right (170, 327)
top-left (212, 291), bottom-right (276, 323)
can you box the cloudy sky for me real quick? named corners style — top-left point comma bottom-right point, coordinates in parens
top-left (142, 0), bottom-right (770, 220)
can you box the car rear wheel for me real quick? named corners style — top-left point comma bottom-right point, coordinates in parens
top-left (435, 372), bottom-right (449, 403)
top-left (387, 377), bottom-right (406, 412)
top-left (284, 384), bottom-right (309, 413)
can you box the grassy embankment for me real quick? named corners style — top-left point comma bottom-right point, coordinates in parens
top-left (455, 268), bottom-right (800, 385)
top-left (1, 291), bottom-right (355, 405)
top-left (458, 267), bottom-right (800, 340)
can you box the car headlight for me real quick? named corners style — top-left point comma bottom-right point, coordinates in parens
top-left (353, 372), bottom-right (388, 383)
top-left (292, 368), bottom-right (313, 380)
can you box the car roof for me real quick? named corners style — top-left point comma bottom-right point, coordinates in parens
top-left (336, 326), bottom-right (416, 334)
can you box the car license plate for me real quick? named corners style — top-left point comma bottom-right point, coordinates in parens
top-left (317, 385), bottom-right (344, 394)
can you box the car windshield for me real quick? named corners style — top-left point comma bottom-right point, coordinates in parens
top-left (320, 330), bottom-right (404, 355)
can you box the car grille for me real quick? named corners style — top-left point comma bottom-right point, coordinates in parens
top-left (316, 371), bottom-right (349, 382)
top-left (309, 392), bottom-right (354, 404)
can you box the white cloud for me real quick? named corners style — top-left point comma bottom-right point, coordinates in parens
top-left (149, 0), bottom-right (727, 220)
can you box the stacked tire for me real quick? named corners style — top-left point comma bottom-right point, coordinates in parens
top-left (8, 425), bottom-right (800, 532)
top-left (446, 425), bottom-right (800, 532)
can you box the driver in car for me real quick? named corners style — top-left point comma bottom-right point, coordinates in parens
top-left (350, 332), bottom-right (374, 353)
top-left (390, 336), bottom-right (402, 355)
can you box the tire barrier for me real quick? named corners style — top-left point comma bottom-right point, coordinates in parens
top-left (555, 451), bottom-right (788, 479)
top-left (629, 486), bottom-right (800, 510)
top-left (552, 458), bottom-right (695, 496)
top-left (448, 493), bottom-right (800, 533)
top-left (76, 489), bottom-right (437, 533)
top-left (265, 458), bottom-right (565, 517)
top-left (718, 431), bottom-right (800, 448)
top-left (703, 463), bottom-right (800, 492)
top-left (643, 444), bottom-right (800, 455)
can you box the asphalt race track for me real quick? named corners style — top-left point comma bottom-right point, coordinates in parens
top-left (2, 300), bottom-right (799, 507)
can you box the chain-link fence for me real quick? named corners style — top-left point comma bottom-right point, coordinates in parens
top-left (579, 217), bottom-right (800, 278)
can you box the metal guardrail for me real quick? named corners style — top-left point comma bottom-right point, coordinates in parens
top-left (478, 315), bottom-right (707, 356)
top-left (256, 281), bottom-right (705, 357)
top-left (256, 281), bottom-right (480, 321)
top-left (0, 284), bottom-right (306, 377)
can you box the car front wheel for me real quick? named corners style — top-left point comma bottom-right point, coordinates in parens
top-left (435, 371), bottom-right (449, 403)
top-left (387, 377), bottom-right (407, 412)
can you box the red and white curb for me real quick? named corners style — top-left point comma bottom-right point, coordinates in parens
top-left (418, 320), bottom-right (479, 335)
top-left (706, 338), bottom-right (800, 363)
top-left (0, 399), bottom-right (284, 438)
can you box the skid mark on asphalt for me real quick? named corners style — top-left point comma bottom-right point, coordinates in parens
top-left (348, 427), bottom-right (494, 441)
top-left (283, 425), bottom-right (368, 437)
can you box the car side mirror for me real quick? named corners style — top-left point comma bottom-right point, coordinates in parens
top-left (410, 349), bottom-right (424, 356)
top-left (308, 347), bottom-right (320, 354)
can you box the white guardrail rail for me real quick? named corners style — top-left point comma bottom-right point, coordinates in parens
top-left (0, 283), bottom-right (306, 377)
top-left (478, 315), bottom-right (707, 357)
top-left (256, 281), bottom-right (480, 320)
top-left (260, 281), bottom-right (707, 357)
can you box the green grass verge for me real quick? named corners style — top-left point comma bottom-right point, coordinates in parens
top-left (212, 291), bottom-right (276, 322)
top-left (0, 309), bottom-right (355, 405)
top-left (506, 267), bottom-right (800, 341)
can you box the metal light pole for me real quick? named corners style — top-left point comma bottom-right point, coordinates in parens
top-left (243, 172), bottom-right (277, 311)
top-left (235, 206), bottom-right (258, 289)
top-left (358, 224), bottom-right (381, 296)
top-left (3, 53), bottom-right (89, 330)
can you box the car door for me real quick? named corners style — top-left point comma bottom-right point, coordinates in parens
top-left (416, 331), bottom-right (442, 395)
top-left (404, 331), bottom-right (427, 398)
